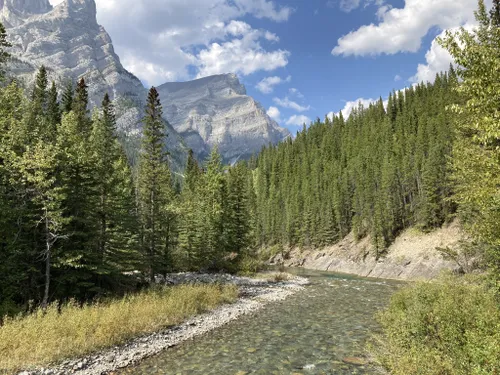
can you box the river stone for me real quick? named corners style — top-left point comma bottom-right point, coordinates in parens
top-left (342, 356), bottom-right (368, 365)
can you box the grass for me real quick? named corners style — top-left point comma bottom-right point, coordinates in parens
top-left (0, 284), bottom-right (238, 374)
top-left (369, 273), bottom-right (500, 375)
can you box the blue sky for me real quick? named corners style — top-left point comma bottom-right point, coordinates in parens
top-left (50, 0), bottom-right (485, 133)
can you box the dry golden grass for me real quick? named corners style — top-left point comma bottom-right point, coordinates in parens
top-left (0, 284), bottom-right (238, 374)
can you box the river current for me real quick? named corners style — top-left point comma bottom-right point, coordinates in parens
top-left (119, 269), bottom-right (401, 375)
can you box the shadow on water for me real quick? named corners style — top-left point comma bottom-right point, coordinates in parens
top-left (119, 268), bottom-right (403, 375)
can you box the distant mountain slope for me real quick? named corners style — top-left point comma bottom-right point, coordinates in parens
top-left (158, 74), bottom-right (290, 163)
top-left (0, 0), bottom-right (289, 166)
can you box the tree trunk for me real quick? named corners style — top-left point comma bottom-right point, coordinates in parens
top-left (42, 214), bottom-right (51, 309)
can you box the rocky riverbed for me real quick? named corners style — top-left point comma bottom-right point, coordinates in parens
top-left (18, 273), bottom-right (308, 375)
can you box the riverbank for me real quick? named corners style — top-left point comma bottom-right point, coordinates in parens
top-left (13, 273), bottom-right (308, 375)
top-left (270, 221), bottom-right (466, 280)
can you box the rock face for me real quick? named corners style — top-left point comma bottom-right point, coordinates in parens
top-left (158, 74), bottom-right (290, 163)
top-left (1, 0), bottom-right (144, 109)
top-left (1, 0), bottom-right (289, 165)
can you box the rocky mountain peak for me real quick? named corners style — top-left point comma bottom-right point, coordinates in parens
top-left (1, 0), bottom-right (52, 14)
top-left (0, 0), bottom-right (52, 26)
top-left (57, 0), bottom-right (97, 22)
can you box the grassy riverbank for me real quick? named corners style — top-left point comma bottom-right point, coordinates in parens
top-left (369, 274), bottom-right (500, 375)
top-left (0, 284), bottom-right (238, 373)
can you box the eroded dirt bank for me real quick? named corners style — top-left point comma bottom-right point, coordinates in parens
top-left (270, 221), bottom-right (465, 280)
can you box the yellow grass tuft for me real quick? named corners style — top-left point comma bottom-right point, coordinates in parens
top-left (0, 284), bottom-right (238, 374)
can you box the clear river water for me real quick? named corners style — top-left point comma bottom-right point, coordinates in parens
top-left (118, 269), bottom-right (402, 375)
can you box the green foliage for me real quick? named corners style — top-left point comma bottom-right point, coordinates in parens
top-left (254, 76), bottom-right (456, 253)
top-left (439, 0), bottom-right (500, 281)
top-left (0, 22), bottom-right (11, 79)
top-left (137, 87), bottom-right (175, 280)
top-left (370, 274), bottom-right (500, 375)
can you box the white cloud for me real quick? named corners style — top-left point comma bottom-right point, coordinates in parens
top-left (288, 87), bottom-right (304, 98)
top-left (256, 75), bottom-right (291, 94)
top-left (286, 115), bottom-right (311, 126)
top-left (394, 74), bottom-right (402, 82)
top-left (196, 28), bottom-right (290, 78)
top-left (327, 0), bottom-right (385, 13)
top-left (49, 0), bottom-right (293, 85)
top-left (267, 106), bottom-right (281, 122)
top-left (339, 0), bottom-right (361, 13)
top-left (332, 0), bottom-right (479, 56)
top-left (329, 97), bottom-right (379, 118)
top-left (409, 23), bottom-right (477, 84)
top-left (273, 97), bottom-right (310, 112)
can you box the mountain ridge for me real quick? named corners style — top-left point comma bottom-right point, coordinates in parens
top-left (0, 0), bottom-right (290, 164)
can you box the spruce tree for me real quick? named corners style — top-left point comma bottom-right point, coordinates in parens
top-left (61, 80), bottom-right (74, 113)
top-left (47, 81), bottom-right (61, 130)
top-left (0, 22), bottom-right (11, 79)
top-left (90, 93), bottom-right (139, 286)
top-left (138, 87), bottom-right (173, 281)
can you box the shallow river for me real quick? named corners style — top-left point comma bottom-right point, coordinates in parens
top-left (119, 269), bottom-right (402, 375)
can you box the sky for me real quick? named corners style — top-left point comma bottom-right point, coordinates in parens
top-left (49, 0), bottom-right (488, 133)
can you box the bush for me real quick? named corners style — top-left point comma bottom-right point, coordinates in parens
top-left (369, 273), bottom-right (500, 375)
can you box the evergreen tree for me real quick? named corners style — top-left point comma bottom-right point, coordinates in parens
top-left (47, 81), bottom-right (61, 130)
top-left (61, 80), bottom-right (73, 113)
top-left (90, 93), bottom-right (139, 288)
top-left (138, 87), bottom-right (174, 280)
top-left (198, 147), bottom-right (226, 270)
top-left (0, 22), bottom-right (11, 79)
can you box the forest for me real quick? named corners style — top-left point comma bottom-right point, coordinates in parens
top-left (0, 0), bottom-right (498, 339)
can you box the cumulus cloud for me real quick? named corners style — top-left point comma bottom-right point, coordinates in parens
top-left (196, 29), bottom-right (290, 78)
top-left (328, 97), bottom-right (384, 119)
top-left (286, 115), bottom-right (311, 126)
top-left (255, 75), bottom-right (291, 94)
top-left (332, 0), bottom-right (479, 56)
top-left (409, 24), bottom-right (477, 84)
top-left (273, 97), bottom-right (310, 112)
top-left (49, 0), bottom-right (293, 85)
top-left (394, 74), bottom-right (402, 82)
top-left (267, 106), bottom-right (281, 122)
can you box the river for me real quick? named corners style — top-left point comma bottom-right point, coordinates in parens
top-left (118, 269), bottom-right (402, 375)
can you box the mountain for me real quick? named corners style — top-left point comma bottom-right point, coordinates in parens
top-left (158, 74), bottom-right (290, 163)
top-left (0, 0), bottom-right (289, 165)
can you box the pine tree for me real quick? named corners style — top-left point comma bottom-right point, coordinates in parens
top-left (73, 78), bottom-right (91, 133)
top-left (47, 81), bottom-right (61, 130)
top-left (138, 87), bottom-right (174, 281)
top-left (61, 80), bottom-right (73, 113)
top-left (177, 150), bottom-right (202, 269)
top-left (198, 147), bottom-right (226, 270)
top-left (0, 22), bottom-right (11, 79)
top-left (90, 93), bottom-right (139, 286)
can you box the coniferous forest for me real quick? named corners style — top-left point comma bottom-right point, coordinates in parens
top-left (0, 0), bottom-right (499, 337)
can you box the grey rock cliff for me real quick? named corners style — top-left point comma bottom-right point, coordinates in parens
top-left (158, 74), bottom-right (290, 163)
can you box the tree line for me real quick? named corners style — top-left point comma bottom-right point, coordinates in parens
top-left (1, 0), bottom-right (499, 316)
top-left (253, 70), bottom-right (457, 256)
top-left (0, 23), bottom-right (256, 316)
